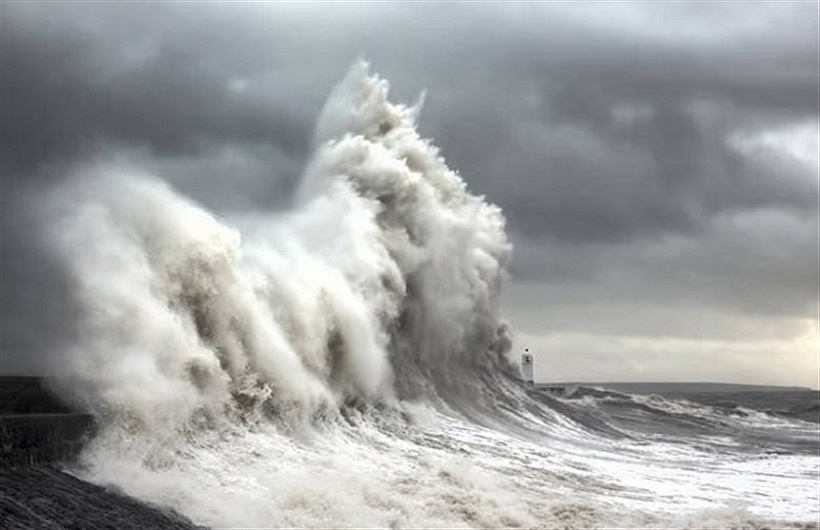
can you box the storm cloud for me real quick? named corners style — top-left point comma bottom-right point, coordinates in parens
top-left (1, 2), bottom-right (817, 385)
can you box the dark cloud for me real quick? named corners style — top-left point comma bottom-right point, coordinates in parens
top-left (0, 4), bottom-right (313, 176)
top-left (1, 2), bottom-right (817, 378)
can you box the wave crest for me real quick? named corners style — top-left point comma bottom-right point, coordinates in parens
top-left (47, 61), bottom-right (512, 430)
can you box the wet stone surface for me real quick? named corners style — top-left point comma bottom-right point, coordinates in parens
top-left (0, 466), bottom-right (202, 530)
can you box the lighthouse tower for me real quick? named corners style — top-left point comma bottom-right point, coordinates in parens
top-left (521, 349), bottom-right (534, 385)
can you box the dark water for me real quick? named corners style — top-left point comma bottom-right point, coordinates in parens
top-left (667, 390), bottom-right (820, 424)
top-left (550, 387), bottom-right (820, 457)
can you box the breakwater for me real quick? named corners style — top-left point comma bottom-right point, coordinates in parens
top-left (0, 377), bottom-right (201, 529)
top-left (0, 376), bottom-right (94, 466)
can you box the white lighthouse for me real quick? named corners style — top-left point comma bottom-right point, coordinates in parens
top-left (521, 349), bottom-right (534, 385)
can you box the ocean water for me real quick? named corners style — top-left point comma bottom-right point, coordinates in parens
top-left (41, 62), bottom-right (819, 528)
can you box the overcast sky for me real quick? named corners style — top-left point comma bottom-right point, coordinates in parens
top-left (1, 2), bottom-right (818, 388)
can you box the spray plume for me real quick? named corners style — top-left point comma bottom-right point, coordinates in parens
top-left (48, 61), bottom-right (513, 430)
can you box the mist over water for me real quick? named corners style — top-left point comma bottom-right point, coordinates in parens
top-left (43, 63), bottom-right (818, 528)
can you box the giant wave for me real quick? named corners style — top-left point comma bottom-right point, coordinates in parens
top-left (42, 63), bottom-right (819, 529)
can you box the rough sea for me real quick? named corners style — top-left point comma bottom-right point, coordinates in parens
top-left (29, 62), bottom-right (819, 528)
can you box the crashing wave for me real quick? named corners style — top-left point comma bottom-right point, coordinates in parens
top-left (47, 61), bottom-right (513, 432)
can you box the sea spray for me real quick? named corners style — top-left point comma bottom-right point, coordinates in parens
top-left (47, 60), bottom-right (512, 430)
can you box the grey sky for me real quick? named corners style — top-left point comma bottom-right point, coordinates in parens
top-left (1, 2), bottom-right (817, 387)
